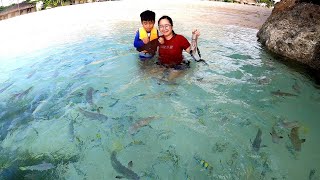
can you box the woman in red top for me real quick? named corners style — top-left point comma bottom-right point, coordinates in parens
top-left (157, 15), bottom-right (200, 80)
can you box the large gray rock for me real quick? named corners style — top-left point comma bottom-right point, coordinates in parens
top-left (257, 0), bottom-right (320, 70)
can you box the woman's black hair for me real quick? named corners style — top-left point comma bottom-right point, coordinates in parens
top-left (158, 15), bottom-right (173, 26)
top-left (158, 15), bottom-right (175, 35)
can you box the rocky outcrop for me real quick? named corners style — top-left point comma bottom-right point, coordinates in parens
top-left (257, 0), bottom-right (320, 71)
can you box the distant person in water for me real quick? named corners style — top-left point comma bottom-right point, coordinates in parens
top-left (157, 15), bottom-right (200, 80)
top-left (133, 10), bottom-right (159, 60)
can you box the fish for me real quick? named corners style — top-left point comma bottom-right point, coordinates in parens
top-left (125, 140), bottom-right (145, 148)
top-left (78, 108), bottom-right (108, 121)
top-left (271, 90), bottom-right (298, 97)
top-left (109, 98), bottom-right (119, 107)
top-left (252, 128), bottom-right (262, 152)
top-left (128, 117), bottom-right (156, 135)
top-left (0, 82), bottom-right (13, 94)
top-left (289, 127), bottom-right (306, 151)
top-left (110, 151), bottom-right (140, 180)
top-left (85, 87), bottom-right (95, 105)
top-left (270, 126), bottom-right (283, 143)
top-left (10, 86), bottom-right (33, 100)
top-left (194, 155), bottom-right (213, 175)
top-left (19, 162), bottom-right (55, 171)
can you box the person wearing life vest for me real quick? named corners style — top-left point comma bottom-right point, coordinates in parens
top-left (133, 10), bottom-right (159, 60)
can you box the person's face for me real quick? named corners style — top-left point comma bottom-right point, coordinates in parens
top-left (141, 20), bottom-right (155, 32)
top-left (158, 19), bottom-right (172, 36)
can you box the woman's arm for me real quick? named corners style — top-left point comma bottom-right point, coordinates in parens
top-left (187, 29), bottom-right (200, 54)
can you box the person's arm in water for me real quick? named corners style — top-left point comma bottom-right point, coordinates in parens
top-left (185, 29), bottom-right (200, 54)
top-left (133, 30), bottom-right (145, 49)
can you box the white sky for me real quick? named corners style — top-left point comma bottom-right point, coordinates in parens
top-left (1, 0), bottom-right (25, 7)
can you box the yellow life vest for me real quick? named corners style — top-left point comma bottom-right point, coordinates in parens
top-left (139, 27), bottom-right (158, 41)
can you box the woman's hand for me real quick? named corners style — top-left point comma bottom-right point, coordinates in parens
top-left (192, 29), bottom-right (200, 39)
top-left (158, 37), bottom-right (164, 44)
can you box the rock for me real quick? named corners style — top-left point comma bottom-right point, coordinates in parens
top-left (257, 0), bottom-right (320, 71)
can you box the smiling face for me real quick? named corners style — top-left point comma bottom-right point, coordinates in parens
top-left (142, 20), bottom-right (155, 32)
top-left (158, 18), bottom-right (173, 38)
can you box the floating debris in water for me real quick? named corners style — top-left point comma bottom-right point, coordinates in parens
top-left (270, 126), bottom-right (283, 144)
top-left (289, 127), bottom-right (306, 151)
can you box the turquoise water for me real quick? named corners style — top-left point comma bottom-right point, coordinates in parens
top-left (1, 2), bottom-right (320, 180)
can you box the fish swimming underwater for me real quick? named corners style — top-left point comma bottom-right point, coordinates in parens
top-left (194, 155), bottom-right (213, 175)
top-left (110, 151), bottom-right (140, 180)
top-left (78, 107), bottom-right (108, 121)
top-left (271, 90), bottom-right (298, 97)
top-left (128, 117), bottom-right (156, 135)
top-left (252, 128), bottom-right (263, 152)
top-left (85, 87), bottom-right (95, 106)
top-left (289, 127), bottom-right (306, 151)
top-left (0, 82), bottom-right (13, 94)
top-left (19, 162), bottom-right (55, 171)
top-left (270, 126), bottom-right (283, 144)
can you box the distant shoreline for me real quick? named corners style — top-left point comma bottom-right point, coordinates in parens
top-left (0, 1), bottom-right (272, 29)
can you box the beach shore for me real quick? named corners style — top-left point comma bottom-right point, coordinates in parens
top-left (0, 1), bottom-right (271, 56)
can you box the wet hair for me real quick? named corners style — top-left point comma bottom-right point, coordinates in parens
top-left (158, 15), bottom-right (175, 35)
top-left (140, 10), bottom-right (155, 22)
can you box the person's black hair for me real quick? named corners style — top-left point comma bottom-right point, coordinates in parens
top-left (140, 10), bottom-right (155, 22)
top-left (158, 15), bottom-right (173, 26)
top-left (158, 15), bottom-right (175, 35)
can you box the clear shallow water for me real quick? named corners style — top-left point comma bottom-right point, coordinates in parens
top-left (1, 1), bottom-right (320, 180)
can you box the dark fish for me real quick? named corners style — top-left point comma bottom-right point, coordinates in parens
top-left (289, 127), bottom-right (306, 151)
top-left (270, 127), bottom-right (283, 143)
top-left (109, 99), bottom-right (119, 107)
top-left (0, 82), bottom-right (13, 93)
top-left (252, 128), bottom-right (262, 152)
top-left (271, 90), bottom-right (298, 97)
top-left (85, 87), bottom-right (95, 105)
top-left (110, 151), bottom-right (140, 180)
top-left (11, 87), bottom-right (33, 100)
top-left (78, 108), bottom-right (108, 121)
